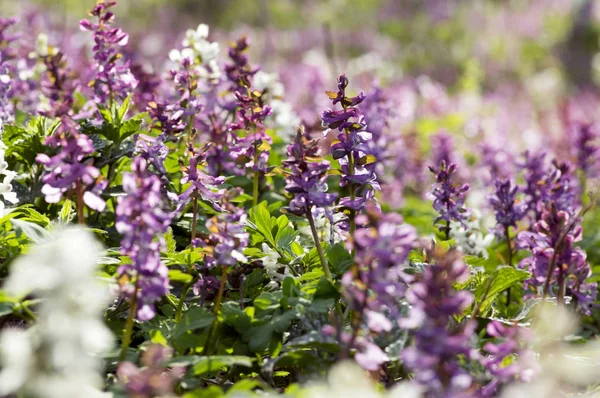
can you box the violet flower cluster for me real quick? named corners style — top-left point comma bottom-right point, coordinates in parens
top-left (115, 157), bottom-right (172, 321)
top-left (200, 208), bottom-right (249, 269)
top-left (283, 128), bottom-right (337, 216)
top-left (344, 204), bottom-right (417, 331)
top-left (117, 344), bottom-right (184, 398)
top-left (516, 203), bottom-right (597, 313)
top-left (36, 131), bottom-right (106, 212)
top-left (321, 74), bottom-right (379, 213)
top-left (571, 122), bottom-right (600, 178)
top-left (488, 179), bottom-right (526, 239)
top-left (227, 37), bottom-right (272, 174)
top-left (401, 248), bottom-right (476, 397)
top-left (429, 160), bottom-right (470, 238)
top-left (519, 151), bottom-right (579, 221)
top-left (79, 1), bottom-right (137, 106)
top-left (0, 54), bottom-right (12, 124)
top-left (177, 142), bottom-right (226, 214)
top-left (481, 321), bottom-right (536, 397)
top-left (39, 52), bottom-right (77, 119)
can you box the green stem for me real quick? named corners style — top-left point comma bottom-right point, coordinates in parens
top-left (75, 181), bottom-right (85, 225)
top-left (191, 194), bottom-right (198, 241)
top-left (205, 266), bottom-right (228, 355)
top-left (252, 151), bottom-right (260, 208)
top-left (119, 282), bottom-right (139, 362)
top-left (505, 228), bottom-right (513, 308)
top-left (307, 207), bottom-right (332, 280)
top-left (175, 283), bottom-right (192, 324)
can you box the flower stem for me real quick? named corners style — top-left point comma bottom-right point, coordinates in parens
top-left (307, 207), bottom-right (332, 280)
top-left (75, 181), bottom-right (85, 225)
top-left (205, 266), bottom-right (228, 355)
top-left (191, 194), bottom-right (198, 241)
top-left (175, 283), bottom-right (192, 324)
top-left (504, 228), bottom-right (513, 308)
top-left (252, 146), bottom-right (260, 208)
top-left (119, 281), bottom-right (139, 362)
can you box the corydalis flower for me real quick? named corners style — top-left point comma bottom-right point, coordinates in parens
top-left (225, 36), bottom-right (256, 93)
top-left (481, 321), bottom-right (536, 397)
top-left (39, 52), bottom-right (77, 118)
top-left (117, 344), bottom-right (184, 398)
top-left (116, 157), bottom-right (172, 321)
top-left (283, 128), bottom-right (337, 216)
top-left (197, 206), bottom-right (249, 270)
top-left (322, 74), bottom-right (379, 213)
top-left (36, 131), bottom-right (106, 212)
top-left (429, 160), bottom-right (470, 238)
top-left (516, 203), bottom-right (596, 313)
top-left (0, 54), bottom-right (12, 124)
top-left (79, 1), bottom-right (137, 105)
top-left (345, 204), bottom-right (417, 325)
top-left (401, 247), bottom-right (475, 397)
top-left (169, 23), bottom-right (220, 82)
top-left (0, 227), bottom-right (113, 398)
top-left (0, 122), bottom-right (18, 216)
top-left (489, 179), bottom-right (527, 238)
top-left (571, 122), bottom-right (600, 177)
top-left (177, 142), bottom-right (226, 214)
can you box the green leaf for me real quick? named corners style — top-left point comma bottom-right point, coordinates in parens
top-left (191, 356), bottom-right (254, 376)
top-left (58, 200), bottom-right (75, 223)
top-left (473, 267), bottom-right (530, 315)
top-left (168, 270), bottom-right (193, 284)
top-left (11, 219), bottom-right (50, 243)
top-left (173, 307), bottom-right (214, 337)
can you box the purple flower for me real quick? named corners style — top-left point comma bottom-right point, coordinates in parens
top-left (35, 131), bottom-right (106, 211)
top-left (116, 157), bottom-right (173, 321)
top-left (194, 205), bottom-right (249, 271)
top-left (480, 321), bottom-right (535, 397)
top-left (322, 75), bottom-right (379, 215)
top-left (515, 203), bottom-right (597, 313)
top-left (429, 161), bottom-right (470, 237)
top-left (431, 130), bottom-right (455, 168)
top-left (176, 142), bottom-right (226, 214)
top-left (489, 179), bottom-right (526, 238)
top-left (147, 101), bottom-right (186, 137)
top-left (519, 152), bottom-right (579, 221)
top-left (79, 1), bottom-right (138, 105)
top-left (401, 248), bottom-right (475, 397)
top-left (38, 52), bottom-right (77, 118)
top-left (117, 344), bottom-right (184, 397)
top-left (283, 128), bottom-right (337, 216)
top-left (344, 204), bottom-right (417, 319)
top-left (225, 36), bottom-right (256, 93)
top-left (0, 54), bottom-right (12, 124)
top-left (571, 122), bottom-right (600, 177)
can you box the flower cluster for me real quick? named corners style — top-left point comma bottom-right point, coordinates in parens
top-left (345, 204), bottom-right (417, 324)
top-left (79, 1), bottom-right (137, 105)
top-left (195, 205), bottom-right (249, 270)
top-left (519, 152), bottom-right (579, 221)
top-left (429, 160), bottom-right (470, 238)
top-left (0, 122), bottom-right (18, 216)
top-left (169, 24), bottom-right (220, 82)
top-left (283, 128), bottom-right (337, 216)
top-left (39, 52), bottom-right (77, 118)
top-left (516, 203), bottom-right (597, 313)
top-left (177, 142), bottom-right (226, 214)
top-left (481, 321), bottom-right (536, 397)
top-left (0, 53), bottom-right (12, 123)
top-left (571, 122), bottom-right (600, 178)
top-left (36, 131), bottom-right (107, 213)
top-left (115, 157), bottom-right (173, 321)
top-left (401, 247), bottom-right (475, 397)
top-left (117, 344), bottom-right (184, 398)
top-left (0, 227), bottom-right (113, 398)
top-left (489, 179), bottom-right (527, 238)
top-left (322, 74), bottom-right (379, 213)
top-left (227, 37), bottom-right (272, 174)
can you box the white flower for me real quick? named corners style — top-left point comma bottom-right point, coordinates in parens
top-left (170, 23), bottom-right (220, 81)
top-left (0, 227), bottom-right (114, 398)
top-left (450, 209), bottom-right (494, 258)
top-left (251, 71), bottom-right (300, 141)
top-left (299, 208), bottom-right (346, 246)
